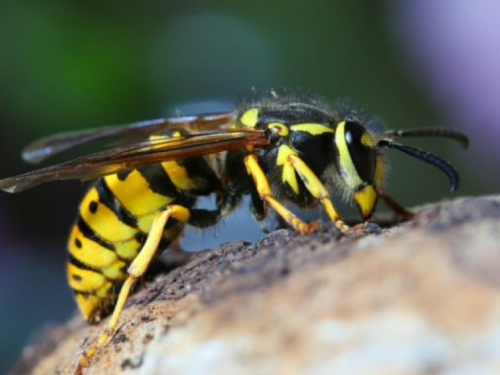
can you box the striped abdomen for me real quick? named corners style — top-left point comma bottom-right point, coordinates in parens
top-left (66, 160), bottom-right (204, 323)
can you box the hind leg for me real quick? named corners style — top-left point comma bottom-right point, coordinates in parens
top-left (75, 205), bottom-right (190, 374)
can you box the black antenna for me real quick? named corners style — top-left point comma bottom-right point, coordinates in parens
top-left (385, 128), bottom-right (469, 149)
top-left (378, 139), bottom-right (460, 192)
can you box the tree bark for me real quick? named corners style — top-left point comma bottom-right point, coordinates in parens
top-left (10, 196), bottom-right (500, 375)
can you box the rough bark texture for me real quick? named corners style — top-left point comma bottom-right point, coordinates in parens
top-left (10, 196), bottom-right (500, 375)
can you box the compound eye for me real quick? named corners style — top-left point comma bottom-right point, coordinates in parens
top-left (344, 121), bottom-right (375, 183)
top-left (344, 121), bottom-right (364, 146)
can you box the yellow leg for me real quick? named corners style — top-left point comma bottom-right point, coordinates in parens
top-left (244, 154), bottom-right (317, 234)
top-left (287, 153), bottom-right (348, 231)
top-left (75, 205), bottom-right (190, 374)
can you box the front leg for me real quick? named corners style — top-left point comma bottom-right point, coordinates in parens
top-left (244, 154), bottom-right (318, 234)
top-left (277, 145), bottom-right (348, 231)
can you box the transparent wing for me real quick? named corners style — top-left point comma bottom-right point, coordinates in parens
top-left (22, 112), bottom-right (236, 164)
top-left (0, 128), bottom-right (269, 193)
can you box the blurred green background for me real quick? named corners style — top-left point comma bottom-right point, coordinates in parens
top-left (0, 1), bottom-right (498, 372)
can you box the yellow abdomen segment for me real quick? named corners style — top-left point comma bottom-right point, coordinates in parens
top-left (104, 171), bottom-right (174, 219)
top-left (67, 164), bottom-right (186, 323)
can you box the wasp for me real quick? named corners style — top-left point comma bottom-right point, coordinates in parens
top-left (0, 90), bottom-right (469, 372)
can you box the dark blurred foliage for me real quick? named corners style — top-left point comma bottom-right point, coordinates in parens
top-left (0, 0), bottom-right (497, 372)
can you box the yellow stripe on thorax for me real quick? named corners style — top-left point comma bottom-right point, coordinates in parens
top-left (290, 123), bottom-right (333, 135)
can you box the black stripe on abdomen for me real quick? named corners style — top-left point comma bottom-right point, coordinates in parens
top-left (94, 179), bottom-right (138, 228)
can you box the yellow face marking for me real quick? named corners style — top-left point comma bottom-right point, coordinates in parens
top-left (276, 145), bottom-right (299, 194)
top-left (268, 122), bottom-right (289, 137)
top-left (80, 187), bottom-right (138, 242)
top-left (240, 108), bottom-right (259, 128)
top-left (291, 123), bottom-right (333, 135)
top-left (335, 121), bottom-right (363, 189)
top-left (105, 172), bottom-right (174, 217)
top-left (353, 185), bottom-right (377, 219)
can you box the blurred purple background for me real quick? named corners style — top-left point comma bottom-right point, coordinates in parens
top-left (393, 0), bottom-right (500, 169)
